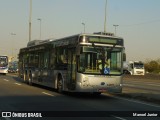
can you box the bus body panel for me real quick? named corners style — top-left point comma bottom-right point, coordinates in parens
top-left (18, 33), bottom-right (125, 94)
top-left (30, 69), bottom-right (68, 90)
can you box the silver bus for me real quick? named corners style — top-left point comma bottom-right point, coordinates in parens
top-left (0, 56), bottom-right (8, 75)
top-left (18, 32), bottom-right (125, 94)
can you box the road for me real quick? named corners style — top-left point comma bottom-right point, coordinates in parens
top-left (0, 74), bottom-right (160, 120)
top-left (123, 75), bottom-right (160, 102)
top-left (123, 75), bottom-right (160, 91)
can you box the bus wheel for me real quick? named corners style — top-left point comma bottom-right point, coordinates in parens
top-left (28, 72), bottom-right (32, 85)
top-left (57, 76), bottom-right (63, 93)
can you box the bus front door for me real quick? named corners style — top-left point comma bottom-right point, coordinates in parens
top-left (67, 48), bottom-right (76, 90)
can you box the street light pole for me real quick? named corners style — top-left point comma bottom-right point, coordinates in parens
top-left (11, 33), bottom-right (16, 61)
top-left (29, 0), bottom-right (32, 41)
top-left (104, 0), bottom-right (107, 33)
top-left (113, 24), bottom-right (119, 35)
top-left (37, 18), bottom-right (42, 40)
top-left (82, 23), bottom-right (85, 33)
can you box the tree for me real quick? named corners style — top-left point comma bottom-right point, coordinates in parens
top-left (145, 59), bottom-right (160, 73)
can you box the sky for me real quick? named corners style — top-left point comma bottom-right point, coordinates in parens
top-left (0, 0), bottom-right (160, 61)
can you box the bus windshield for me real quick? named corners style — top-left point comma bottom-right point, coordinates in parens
top-left (0, 56), bottom-right (8, 67)
top-left (78, 46), bottom-right (123, 75)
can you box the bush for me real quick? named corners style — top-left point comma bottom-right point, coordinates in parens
top-left (144, 59), bottom-right (160, 73)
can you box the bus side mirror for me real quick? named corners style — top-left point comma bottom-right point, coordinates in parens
top-left (123, 53), bottom-right (126, 61)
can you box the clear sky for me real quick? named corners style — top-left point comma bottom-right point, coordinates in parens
top-left (0, 0), bottom-right (160, 61)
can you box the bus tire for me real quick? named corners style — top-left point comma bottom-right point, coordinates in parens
top-left (57, 75), bottom-right (63, 93)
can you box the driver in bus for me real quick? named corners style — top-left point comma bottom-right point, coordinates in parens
top-left (98, 59), bottom-right (110, 70)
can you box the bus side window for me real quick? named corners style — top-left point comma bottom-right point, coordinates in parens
top-left (57, 47), bottom-right (67, 64)
top-left (23, 54), bottom-right (28, 67)
top-left (44, 51), bottom-right (49, 68)
top-left (34, 53), bottom-right (39, 68)
top-left (28, 52), bottom-right (34, 67)
top-left (39, 52), bottom-right (44, 68)
top-left (50, 49), bottom-right (56, 68)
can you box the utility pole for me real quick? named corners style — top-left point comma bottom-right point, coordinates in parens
top-left (37, 18), bottom-right (42, 39)
top-left (29, 0), bottom-right (32, 41)
top-left (10, 33), bottom-right (16, 61)
top-left (104, 0), bottom-right (107, 33)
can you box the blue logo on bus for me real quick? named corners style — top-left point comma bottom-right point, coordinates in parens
top-left (104, 67), bottom-right (110, 74)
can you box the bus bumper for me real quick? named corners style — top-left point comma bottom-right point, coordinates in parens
top-left (76, 82), bottom-right (122, 93)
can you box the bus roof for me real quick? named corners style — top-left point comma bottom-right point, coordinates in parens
top-left (21, 32), bottom-right (124, 50)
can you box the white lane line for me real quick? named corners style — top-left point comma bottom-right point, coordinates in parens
top-left (123, 84), bottom-right (160, 89)
top-left (3, 79), bottom-right (9, 82)
top-left (124, 82), bottom-right (160, 87)
top-left (124, 80), bottom-right (160, 85)
top-left (112, 115), bottom-right (127, 120)
top-left (14, 83), bottom-right (21, 86)
top-left (123, 84), bottom-right (136, 87)
top-left (110, 94), bottom-right (160, 108)
top-left (42, 92), bottom-right (54, 97)
top-left (147, 83), bottom-right (160, 87)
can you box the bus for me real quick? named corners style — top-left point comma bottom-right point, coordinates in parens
top-left (18, 32), bottom-right (125, 94)
top-left (123, 61), bottom-right (145, 75)
top-left (0, 56), bottom-right (9, 75)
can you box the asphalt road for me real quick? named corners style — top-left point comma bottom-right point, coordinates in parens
top-left (122, 75), bottom-right (160, 102)
top-left (0, 74), bottom-right (160, 120)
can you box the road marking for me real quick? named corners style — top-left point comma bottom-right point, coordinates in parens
top-left (123, 83), bottom-right (160, 88)
top-left (123, 84), bottom-right (135, 87)
top-left (124, 81), bottom-right (160, 87)
top-left (42, 92), bottom-right (54, 97)
top-left (3, 79), bottom-right (9, 81)
top-left (109, 94), bottom-right (160, 108)
top-left (147, 83), bottom-right (160, 87)
top-left (14, 83), bottom-right (21, 86)
top-left (112, 115), bottom-right (127, 120)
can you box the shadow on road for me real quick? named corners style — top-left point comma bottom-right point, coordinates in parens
top-left (10, 74), bottom-right (113, 100)
top-left (9, 74), bottom-right (160, 105)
